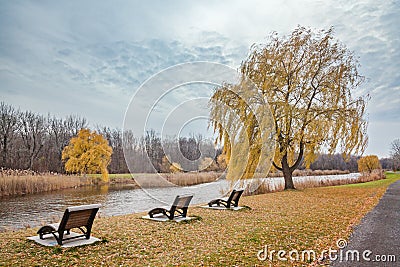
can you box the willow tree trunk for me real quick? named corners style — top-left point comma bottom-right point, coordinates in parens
top-left (273, 142), bottom-right (304, 190)
top-left (281, 154), bottom-right (296, 190)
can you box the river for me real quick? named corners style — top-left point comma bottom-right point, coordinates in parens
top-left (0, 173), bottom-right (360, 231)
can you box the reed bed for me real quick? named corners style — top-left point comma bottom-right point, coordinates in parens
top-left (132, 172), bottom-right (223, 188)
top-left (244, 171), bottom-right (384, 196)
top-left (0, 168), bottom-right (58, 177)
top-left (0, 167), bottom-right (371, 197)
top-left (0, 169), bottom-right (221, 196)
top-left (0, 174), bottom-right (92, 197)
top-left (164, 171), bottom-right (223, 186)
top-left (267, 169), bottom-right (350, 177)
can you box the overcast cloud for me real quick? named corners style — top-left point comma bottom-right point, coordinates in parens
top-left (0, 0), bottom-right (399, 157)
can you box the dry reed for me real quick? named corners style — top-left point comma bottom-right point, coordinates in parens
top-left (164, 171), bottom-right (222, 186)
top-left (134, 172), bottom-right (223, 188)
top-left (268, 169), bottom-right (350, 177)
top-left (244, 171), bottom-right (384, 196)
top-left (0, 174), bottom-right (92, 197)
top-left (358, 169), bottom-right (386, 182)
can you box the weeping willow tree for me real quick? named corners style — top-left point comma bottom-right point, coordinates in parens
top-left (210, 79), bottom-right (276, 182)
top-left (210, 26), bottom-right (368, 189)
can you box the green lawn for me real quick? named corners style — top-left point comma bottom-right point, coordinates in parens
top-left (1, 173), bottom-right (399, 266)
top-left (340, 171), bottom-right (400, 188)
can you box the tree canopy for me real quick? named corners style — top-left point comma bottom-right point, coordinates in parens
top-left (210, 26), bottom-right (368, 189)
top-left (62, 128), bottom-right (112, 182)
top-left (358, 155), bottom-right (381, 174)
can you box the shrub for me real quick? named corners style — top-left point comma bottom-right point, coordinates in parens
top-left (358, 155), bottom-right (382, 175)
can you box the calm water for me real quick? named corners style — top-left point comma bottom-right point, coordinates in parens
top-left (0, 179), bottom-right (231, 231)
top-left (0, 173), bottom-right (360, 231)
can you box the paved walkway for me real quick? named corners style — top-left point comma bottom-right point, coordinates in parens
top-left (331, 180), bottom-right (400, 266)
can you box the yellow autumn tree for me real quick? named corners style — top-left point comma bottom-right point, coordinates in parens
top-left (358, 155), bottom-right (381, 175)
top-left (210, 26), bottom-right (368, 189)
top-left (216, 153), bottom-right (228, 171)
top-left (210, 80), bottom-right (276, 181)
top-left (170, 162), bottom-right (182, 173)
top-left (62, 128), bottom-right (113, 183)
top-left (159, 155), bottom-right (172, 173)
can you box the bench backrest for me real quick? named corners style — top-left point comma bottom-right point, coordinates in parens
top-left (227, 189), bottom-right (244, 207)
top-left (59, 204), bottom-right (101, 231)
top-left (172, 194), bottom-right (193, 209)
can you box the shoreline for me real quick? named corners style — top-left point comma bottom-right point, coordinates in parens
top-left (0, 171), bottom-right (368, 198)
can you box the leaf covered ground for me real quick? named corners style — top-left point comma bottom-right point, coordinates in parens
top-left (0, 173), bottom-right (398, 266)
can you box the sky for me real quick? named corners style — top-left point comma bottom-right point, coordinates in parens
top-left (0, 0), bottom-right (399, 158)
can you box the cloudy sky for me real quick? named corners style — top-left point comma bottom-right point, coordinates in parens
top-left (1, 0), bottom-right (399, 158)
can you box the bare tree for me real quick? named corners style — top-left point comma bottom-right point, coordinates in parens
top-left (19, 111), bottom-right (47, 169)
top-left (47, 116), bottom-right (72, 172)
top-left (0, 102), bottom-right (19, 167)
top-left (64, 115), bottom-right (87, 136)
top-left (310, 154), bottom-right (359, 172)
top-left (144, 130), bottom-right (163, 172)
top-left (380, 157), bottom-right (394, 170)
top-left (97, 127), bottom-right (128, 173)
top-left (390, 139), bottom-right (400, 171)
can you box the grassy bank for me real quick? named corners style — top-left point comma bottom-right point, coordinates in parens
top-left (1, 173), bottom-right (398, 266)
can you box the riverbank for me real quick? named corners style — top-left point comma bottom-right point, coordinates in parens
top-left (0, 172), bottom-right (221, 197)
top-left (0, 169), bottom-right (365, 198)
top-left (1, 173), bottom-right (398, 266)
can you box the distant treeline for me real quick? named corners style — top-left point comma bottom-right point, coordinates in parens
top-left (0, 102), bottom-right (393, 174)
top-left (0, 102), bottom-right (218, 173)
top-left (308, 154), bottom-right (394, 172)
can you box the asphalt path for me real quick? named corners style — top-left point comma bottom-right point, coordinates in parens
top-left (331, 180), bottom-right (400, 266)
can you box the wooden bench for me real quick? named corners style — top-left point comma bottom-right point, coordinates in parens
top-left (148, 195), bottom-right (193, 220)
top-left (208, 189), bottom-right (244, 208)
top-left (37, 204), bottom-right (101, 245)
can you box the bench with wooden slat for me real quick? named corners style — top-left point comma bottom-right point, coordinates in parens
top-left (148, 194), bottom-right (193, 220)
top-left (37, 204), bottom-right (101, 245)
top-left (208, 189), bottom-right (244, 208)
